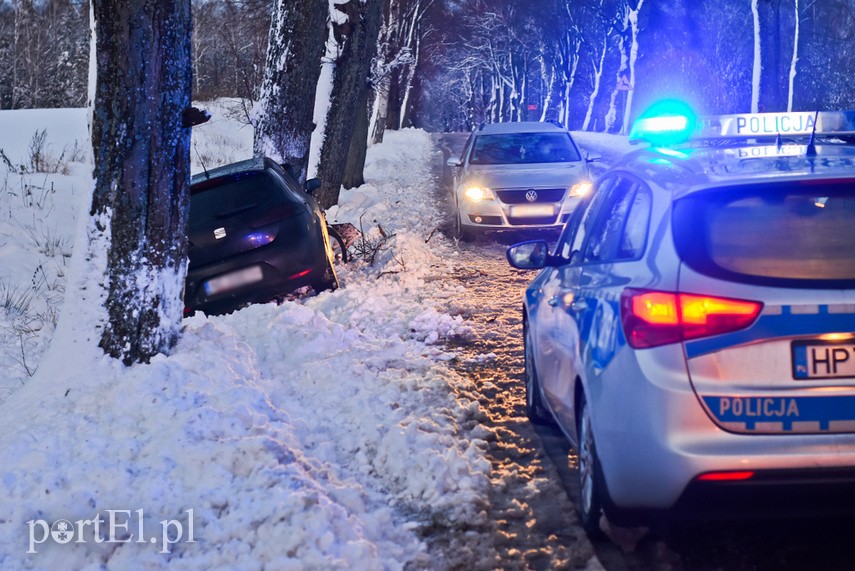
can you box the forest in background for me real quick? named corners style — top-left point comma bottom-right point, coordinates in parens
top-left (3, 0), bottom-right (855, 134)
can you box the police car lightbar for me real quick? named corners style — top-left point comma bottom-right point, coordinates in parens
top-left (697, 110), bottom-right (855, 139)
top-left (629, 100), bottom-right (697, 146)
top-left (630, 105), bottom-right (855, 145)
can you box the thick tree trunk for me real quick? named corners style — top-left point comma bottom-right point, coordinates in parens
top-left (314, 0), bottom-right (382, 209)
top-left (254, 0), bottom-right (327, 184)
top-left (369, 0), bottom-right (396, 145)
top-left (762, 0), bottom-right (784, 112)
top-left (90, 0), bottom-right (192, 365)
top-left (343, 88), bottom-right (370, 189)
top-left (582, 43), bottom-right (607, 131)
top-left (385, 65), bottom-right (403, 133)
top-left (398, 33), bottom-right (420, 128)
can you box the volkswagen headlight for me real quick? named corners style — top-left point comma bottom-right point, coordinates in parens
top-left (463, 186), bottom-right (494, 202)
top-left (569, 181), bottom-right (593, 198)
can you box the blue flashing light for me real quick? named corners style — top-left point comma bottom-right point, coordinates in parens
top-left (630, 100), bottom-right (698, 146)
top-left (245, 232), bottom-right (276, 248)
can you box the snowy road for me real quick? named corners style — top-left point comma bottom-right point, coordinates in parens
top-left (426, 134), bottom-right (597, 569)
top-left (432, 133), bottom-right (855, 571)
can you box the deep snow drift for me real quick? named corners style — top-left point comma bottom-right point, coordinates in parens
top-left (0, 102), bottom-right (492, 569)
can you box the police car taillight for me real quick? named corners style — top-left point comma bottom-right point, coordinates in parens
top-left (620, 289), bottom-right (763, 349)
top-left (696, 471), bottom-right (755, 482)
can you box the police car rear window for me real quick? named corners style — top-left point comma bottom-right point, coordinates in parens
top-left (673, 181), bottom-right (855, 286)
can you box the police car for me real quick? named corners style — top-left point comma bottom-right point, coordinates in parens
top-left (506, 102), bottom-right (855, 532)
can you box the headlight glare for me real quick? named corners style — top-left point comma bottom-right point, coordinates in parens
top-left (463, 186), bottom-right (493, 202)
top-left (569, 181), bottom-right (593, 198)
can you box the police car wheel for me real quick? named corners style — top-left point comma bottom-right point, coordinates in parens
top-left (577, 395), bottom-right (606, 539)
top-left (524, 321), bottom-right (552, 424)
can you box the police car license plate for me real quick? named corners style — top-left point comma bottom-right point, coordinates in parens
top-left (508, 204), bottom-right (555, 217)
top-left (204, 266), bottom-right (263, 296)
top-left (792, 341), bottom-right (855, 380)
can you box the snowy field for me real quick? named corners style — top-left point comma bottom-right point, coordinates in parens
top-left (0, 101), bottom-right (628, 568)
top-left (0, 101), bottom-right (493, 569)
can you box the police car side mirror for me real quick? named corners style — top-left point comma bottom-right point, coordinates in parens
top-left (506, 240), bottom-right (556, 270)
top-left (446, 157), bottom-right (463, 168)
top-left (585, 152), bottom-right (602, 163)
top-left (305, 178), bottom-right (321, 194)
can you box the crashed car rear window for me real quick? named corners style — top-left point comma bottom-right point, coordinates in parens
top-left (469, 133), bottom-right (581, 165)
top-left (673, 181), bottom-right (855, 286)
top-left (190, 171), bottom-right (287, 232)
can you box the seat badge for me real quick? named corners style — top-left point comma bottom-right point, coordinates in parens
top-left (214, 227), bottom-right (227, 240)
top-left (525, 190), bottom-right (538, 202)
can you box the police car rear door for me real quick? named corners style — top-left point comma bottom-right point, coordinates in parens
top-left (674, 178), bottom-right (855, 435)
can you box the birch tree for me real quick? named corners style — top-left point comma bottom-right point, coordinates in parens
top-left (548, 0), bottom-right (581, 127)
top-left (787, 0), bottom-right (800, 111)
top-left (751, 0), bottom-right (762, 112)
top-left (604, 0), bottom-right (644, 134)
top-left (253, 0), bottom-right (326, 183)
top-left (579, 0), bottom-right (612, 131)
top-left (369, 0), bottom-right (435, 143)
top-left (90, 0), bottom-right (193, 364)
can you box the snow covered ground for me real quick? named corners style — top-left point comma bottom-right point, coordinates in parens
top-left (0, 101), bottom-right (628, 569)
top-left (0, 102), bottom-right (493, 569)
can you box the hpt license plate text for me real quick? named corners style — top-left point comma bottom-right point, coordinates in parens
top-left (793, 342), bottom-right (855, 380)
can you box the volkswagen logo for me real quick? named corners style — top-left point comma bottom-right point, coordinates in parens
top-left (525, 190), bottom-right (538, 202)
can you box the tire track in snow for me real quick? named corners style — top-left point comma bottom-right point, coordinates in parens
top-left (419, 134), bottom-right (598, 570)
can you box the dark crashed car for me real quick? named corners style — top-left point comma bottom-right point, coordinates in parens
top-left (184, 157), bottom-right (338, 315)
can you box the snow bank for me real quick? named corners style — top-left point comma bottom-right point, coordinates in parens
top-left (571, 131), bottom-right (635, 167)
top-left (0, 109), bottom-right (490, 569)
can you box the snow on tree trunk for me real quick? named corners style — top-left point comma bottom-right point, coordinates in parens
top-left (254, 0), bottom-right (327, 184)
top-left (90, 0), bottom-right (192, 365)
top-left (582, 42), bottom-right (607, 131)
top-left (606, 0), bottom-right (644, 135)
top-left (620, 0), bottom-right (644, 135)
top-left (751, 0), bottom-right (761, 113)
top-left (787, 0), bottom-right (799, 112)
top-left (369, 0), bottom-right (396, 145)
top-left (308, 69), bottom-right (334, 180)
top-left (369, 82), bottom-right (389, 144)
top-left (398, 31), bottom-right (420, 129)
top-left (604, 32), bottom-right (628, 132)
top-left (487, 76), bottom-right (498, 123)
top-left (564, 46), bottom-right (580, 126)
top-left (539, 58), bottom-right (555, 122)
top-left (313, 0), bottom-right (383, 210)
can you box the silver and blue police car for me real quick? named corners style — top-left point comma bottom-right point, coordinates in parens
top-left (506, 102), bottom-right (855, 532)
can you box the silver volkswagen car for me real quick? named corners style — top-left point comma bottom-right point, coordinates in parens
top-left (446, 122), bottom-right (596, 240)
top-left (507, 106), bottom-right (855, 533)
